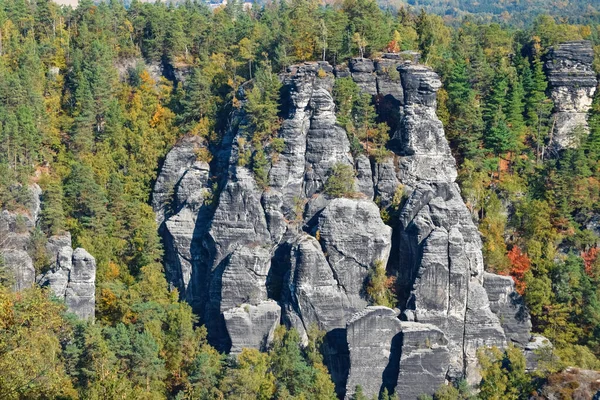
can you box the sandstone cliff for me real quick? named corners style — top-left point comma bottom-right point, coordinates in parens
top-left (153, 57), bottom-right (533, 398)
top-left (0, 185), bottom-right (96, 320)
top-left (545, 40), bottom-right (597, 152)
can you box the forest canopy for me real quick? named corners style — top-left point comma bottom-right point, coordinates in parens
top-left (0, 0), bottom-right (600, 398)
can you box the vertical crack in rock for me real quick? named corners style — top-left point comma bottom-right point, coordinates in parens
top-left (151, 57), bottom-right (535, 399)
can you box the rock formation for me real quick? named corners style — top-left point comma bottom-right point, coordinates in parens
top-left (153, 58), bottom-right (533, 398)
top-left (545, 40), bottom-right (597, 152)
top-left (38, 233), bottom-right (97, 319)
top-left (0, 185), bottom-right (97, 319)
top-left (345, 307), bottom-right (402, 398)
top-left (0, 185), bottom-right (40, 291)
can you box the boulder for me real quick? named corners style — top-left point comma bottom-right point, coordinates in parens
top-left (224, 300), bottom-right (281, 354)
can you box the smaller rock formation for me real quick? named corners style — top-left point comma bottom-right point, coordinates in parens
top-left (483, 272), bottom-right (532, 346)
top-left (345, 307), bottom-right (402, 399)
top-left (38, 233), bottom-right (96, 319)
top-left (396, 322), bottom-right (450, 400)
top-left (223, 300), bottom-right (281, 354)
top-left (345, 307), bottom-right (451, 400)
top-left (152, 135), bottom-right (213, 308)
top-left (348, 58), bottom-right (377, 95)
top-left (545, 40), bottom-right (597, 151)
top-left (65, 248), bottom-right (96, 320)
top-left (524, 335), bottom-right (553, 372)
top-left (0, 185), bottom-right (41, 291)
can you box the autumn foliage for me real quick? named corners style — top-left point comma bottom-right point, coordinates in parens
top-left (508, 246), bottom-right (530, 294)
top-left (582, 247), bottom-right (599, 276)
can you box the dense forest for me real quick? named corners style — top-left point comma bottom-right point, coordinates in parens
top-left (1, 0), bottom-right (600, 398)
top-left (387, 0), bottom-right (600, 26)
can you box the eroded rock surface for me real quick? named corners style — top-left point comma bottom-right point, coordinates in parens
top-left (483, 272), bottom-right (532, 346)
top-left (153, 58), bottom-right (535, 398)
top-left (0, 185), bottom-right (40, 291)
top-left (545, 40), bottom-right (597, 151)
top-left (396, 322), bottom-right (450, 399)
top-left (38, 233), bottom-right (97, 319)
top-left (345, 307), bottom-right (402, 399)
top-left (390, 63), bottom-right (509, 382)
top-left (224, 300), bottom-right (281, 354)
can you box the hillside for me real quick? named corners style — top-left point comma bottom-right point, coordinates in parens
top-left (388, 0), bottom-right (600, 25)
top-left (1, 0), bottom-right (600, 399)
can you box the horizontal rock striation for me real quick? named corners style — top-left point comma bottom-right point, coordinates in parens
top-left (153, 58), bottom-right (534, 398)
top-left (545, 40), bottom-right (597, 152)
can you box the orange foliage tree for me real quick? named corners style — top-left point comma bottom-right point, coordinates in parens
top-left (508, 246), bottom-right (530, 294)
top-left (581, 247), bottom-right (599, 277)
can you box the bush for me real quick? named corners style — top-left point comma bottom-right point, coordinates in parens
top-left (324, 163), bottom-right (355, 198)
top-left (365, 259), bottom-right (397, 308)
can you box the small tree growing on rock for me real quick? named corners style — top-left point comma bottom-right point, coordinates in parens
top-left (324, 163), bottom-right (356, 198)
top-left (365, 259), bottom-right (397, 308)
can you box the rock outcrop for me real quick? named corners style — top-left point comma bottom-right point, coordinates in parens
top-left (0, 185), bottom-right (97, 319)
top-left (38, 234), bottom-right (97, 319)
top-left (224, 300), bottom-right (281, 354)
top-left (345, 307), bottom-right (402, 399)
top-left (483, 272), bottom-right (532, 346)
top-left (152, 135), bottom-right (213, 309)
top-left (390, 63), bottom-right (507, 381)
top-left (396, 322), bottom-right (450, 399)
top-left (0, 185), bottom-right (40, 291)
top-left (545, 40), bottom-right (597, 152)
top-left (153, 58), bottom-right (533, 398)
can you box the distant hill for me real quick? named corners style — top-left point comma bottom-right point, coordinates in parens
top-left (383, 0), bottom-right (600, 26)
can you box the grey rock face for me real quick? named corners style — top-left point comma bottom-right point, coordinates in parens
top-left (283, 234), bottom-right (353, 336)
top-left (349, 58), bottom-right (377, 95)
top-left (153, 135), bottom-right (213, 308)
top-left (153, 135), bottom-right (208, 226)
top-left (393, 64), bottom-right (457, 183)
top-left (545, 41), bottom-right (597, 151)
top-left (224, 300), bottom-right (281, 354)
top-left (65, 248), bottom-right (96, 319)
top-left (396, 322), bottom-right (450, 399)
top-left (373, 156), bottom-right (401, 209)
top-left (151, 58), bottom-right (537, 397)
top-left (317, 199), bottom-right (392, 299)
top-left (375, 56), bottom-right (404, 103)
top-left (483, 272), bottom-right (532, 346)
top-left (354, 155), bottom-right (374, 200)
top-left (269, 62), bottom-right (353, 215)
top-left (218, 245), bottom-right (270, 312)
top-left (345, 307), bottom-right (402, 399)
top-left (38, 235), bottom-right (97, 320)
top-left (39, 233), bottom-right (73, 298)
top-left (392, 63), bottom-right (510, 380)
top-left (0, 185), bottom-right (40, 291)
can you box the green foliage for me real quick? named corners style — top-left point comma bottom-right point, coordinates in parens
top-left (477, 346), bottom-right (535, 400)
top-left (365, 259), bottom-right (397, 308)
top-left (324, 163), bottom-right (356, 198)
top-left (268, 326), bottom-right (337, 399)
top-left (1, 1), bottom-right (600, 398)
top-left (0, 285), bottom-right (77, 399)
